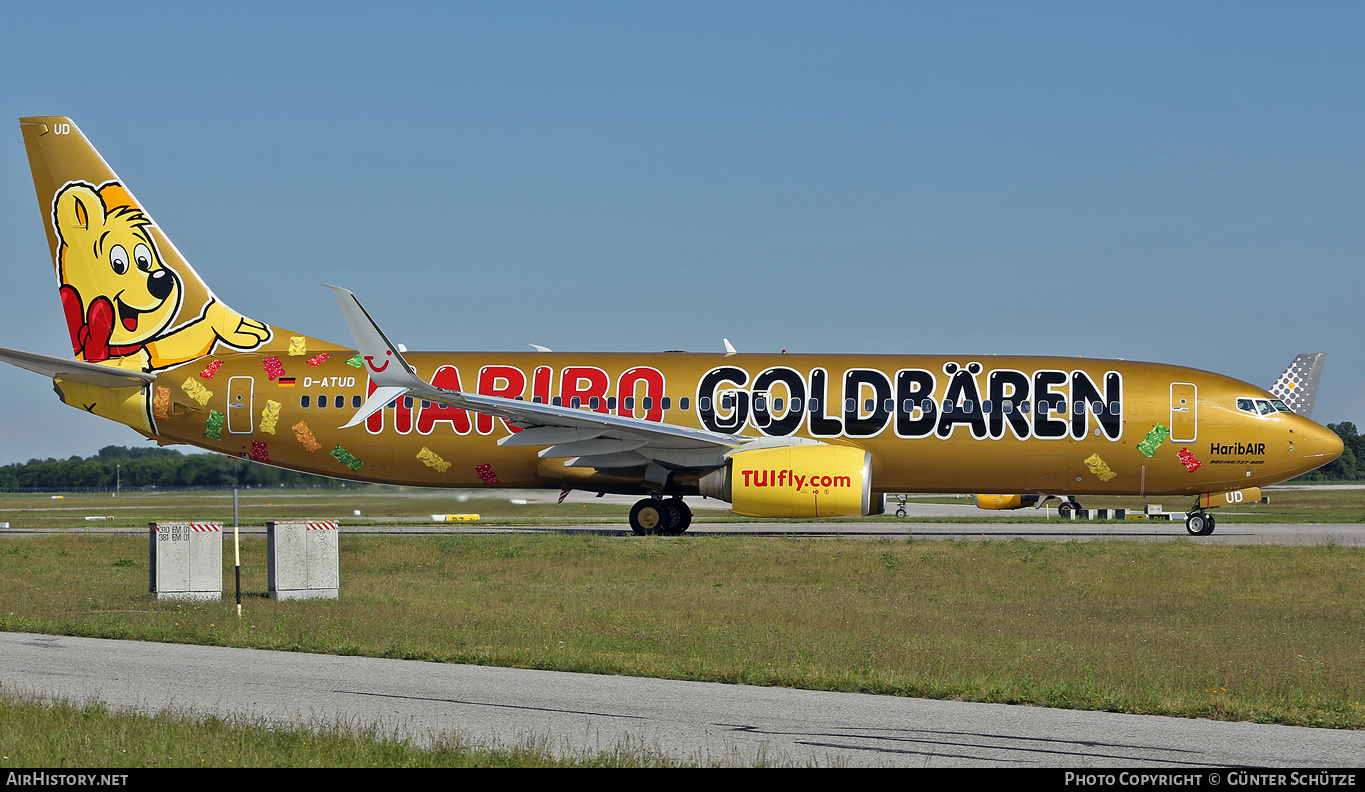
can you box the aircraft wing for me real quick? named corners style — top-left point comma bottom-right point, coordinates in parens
top-left (326, 286), bottom-right (770, 475)
top-left (0, 345), bottom-right (156, 388)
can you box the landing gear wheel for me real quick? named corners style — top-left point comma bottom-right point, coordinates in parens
top-left (662, 498), bottom-right (692, 535)
top-left (1186, 512), bottom-right (1215, 536)
top-left (658, 501), bottom-right (681, 535)
top-left (895, 507), bottom-right (907, 518)
top-left (629, 499), bottom-right (666, 536)
top-left (1057, 500), bottom-right (1076, 518)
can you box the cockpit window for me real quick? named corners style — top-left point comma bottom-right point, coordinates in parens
top-left (1238, 397), bottom-right (1288, 417)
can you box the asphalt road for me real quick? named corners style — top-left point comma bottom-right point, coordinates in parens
top-left (410, 517), bottom-right (1365, 545)
top-left (11, 517), bottom-right (1363, 545)
top-left (2, 632), bottom-right (1362, 767)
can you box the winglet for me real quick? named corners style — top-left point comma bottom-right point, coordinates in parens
top-left (1269, 353), bottom-right (1325, 420)
top-left (339, 385), bottom-right (410, 429)
top-left (723, 338), bottom-right (737, 357)
top-left (324, 284), bottom-right (429, 391)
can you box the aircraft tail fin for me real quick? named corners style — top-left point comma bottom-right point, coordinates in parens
top-left (1269, 353), bottom-right (1325, 420)
top-left (17, 117), bottom-right (345, 374)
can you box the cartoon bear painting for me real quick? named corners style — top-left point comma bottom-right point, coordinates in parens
top-left (52, 180), bottom-right (270, 373)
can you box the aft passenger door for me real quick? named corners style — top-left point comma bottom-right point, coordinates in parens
top-left (227, 376), bottom-right (254, 434)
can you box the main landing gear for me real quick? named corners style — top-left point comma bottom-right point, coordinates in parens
top-left (1185, 507), bottom-right (1216, 536)
top-left (629, 497), bottom-right (693, 536)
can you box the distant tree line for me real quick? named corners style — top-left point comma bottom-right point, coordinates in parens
top-left (0, 446), bottom-right (350, 491)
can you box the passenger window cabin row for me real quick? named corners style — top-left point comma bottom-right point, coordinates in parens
top-left (294, 393), bottom-right (1125, 417)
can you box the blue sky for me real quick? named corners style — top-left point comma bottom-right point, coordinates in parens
top-left (1, 2), bottom-right (1362, 464)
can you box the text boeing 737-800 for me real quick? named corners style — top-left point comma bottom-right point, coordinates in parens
top-left (0, 118), bottom-right (1343, 535)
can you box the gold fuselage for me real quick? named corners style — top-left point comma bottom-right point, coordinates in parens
top-left (128, 350), bottom-right (1341, 498)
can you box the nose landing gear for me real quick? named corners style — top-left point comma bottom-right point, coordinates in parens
top-left (1185, 507), bottom-right (1216, 536)
top-left (1055, 498), bottom-right (1082, 518)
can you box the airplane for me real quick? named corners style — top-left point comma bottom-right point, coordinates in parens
top-left (0, 117), bottom-right (1344, 537)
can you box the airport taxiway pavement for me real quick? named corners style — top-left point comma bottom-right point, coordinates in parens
top-left (2, 632), bottom-right (1362, 767)
top-left (6, 516), bottom-right (1363, 545)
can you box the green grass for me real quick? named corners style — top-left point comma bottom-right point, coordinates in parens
top-left (3, 533), bottom-right (1364, 731)
top-left (0, 689), bottom-right (698, 767)
top-left (0, 489), bottom-right (634, 529)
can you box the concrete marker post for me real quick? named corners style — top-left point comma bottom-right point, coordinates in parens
top-left (267, 521), bottom-right (340, 600)
top-left (149, 522), bottom-right (223, 601)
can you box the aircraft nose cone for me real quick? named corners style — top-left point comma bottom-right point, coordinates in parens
top-left (1300, 423), bottom-right (1344, 463)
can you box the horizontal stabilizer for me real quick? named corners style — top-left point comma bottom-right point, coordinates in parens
top-left (0, 345), bottom-right (155, 388)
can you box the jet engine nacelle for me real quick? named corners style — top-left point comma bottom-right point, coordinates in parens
top-left (699, 444), bottom-right (873, 518)
top-left (975, 494), bottom-right (1042, 510)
